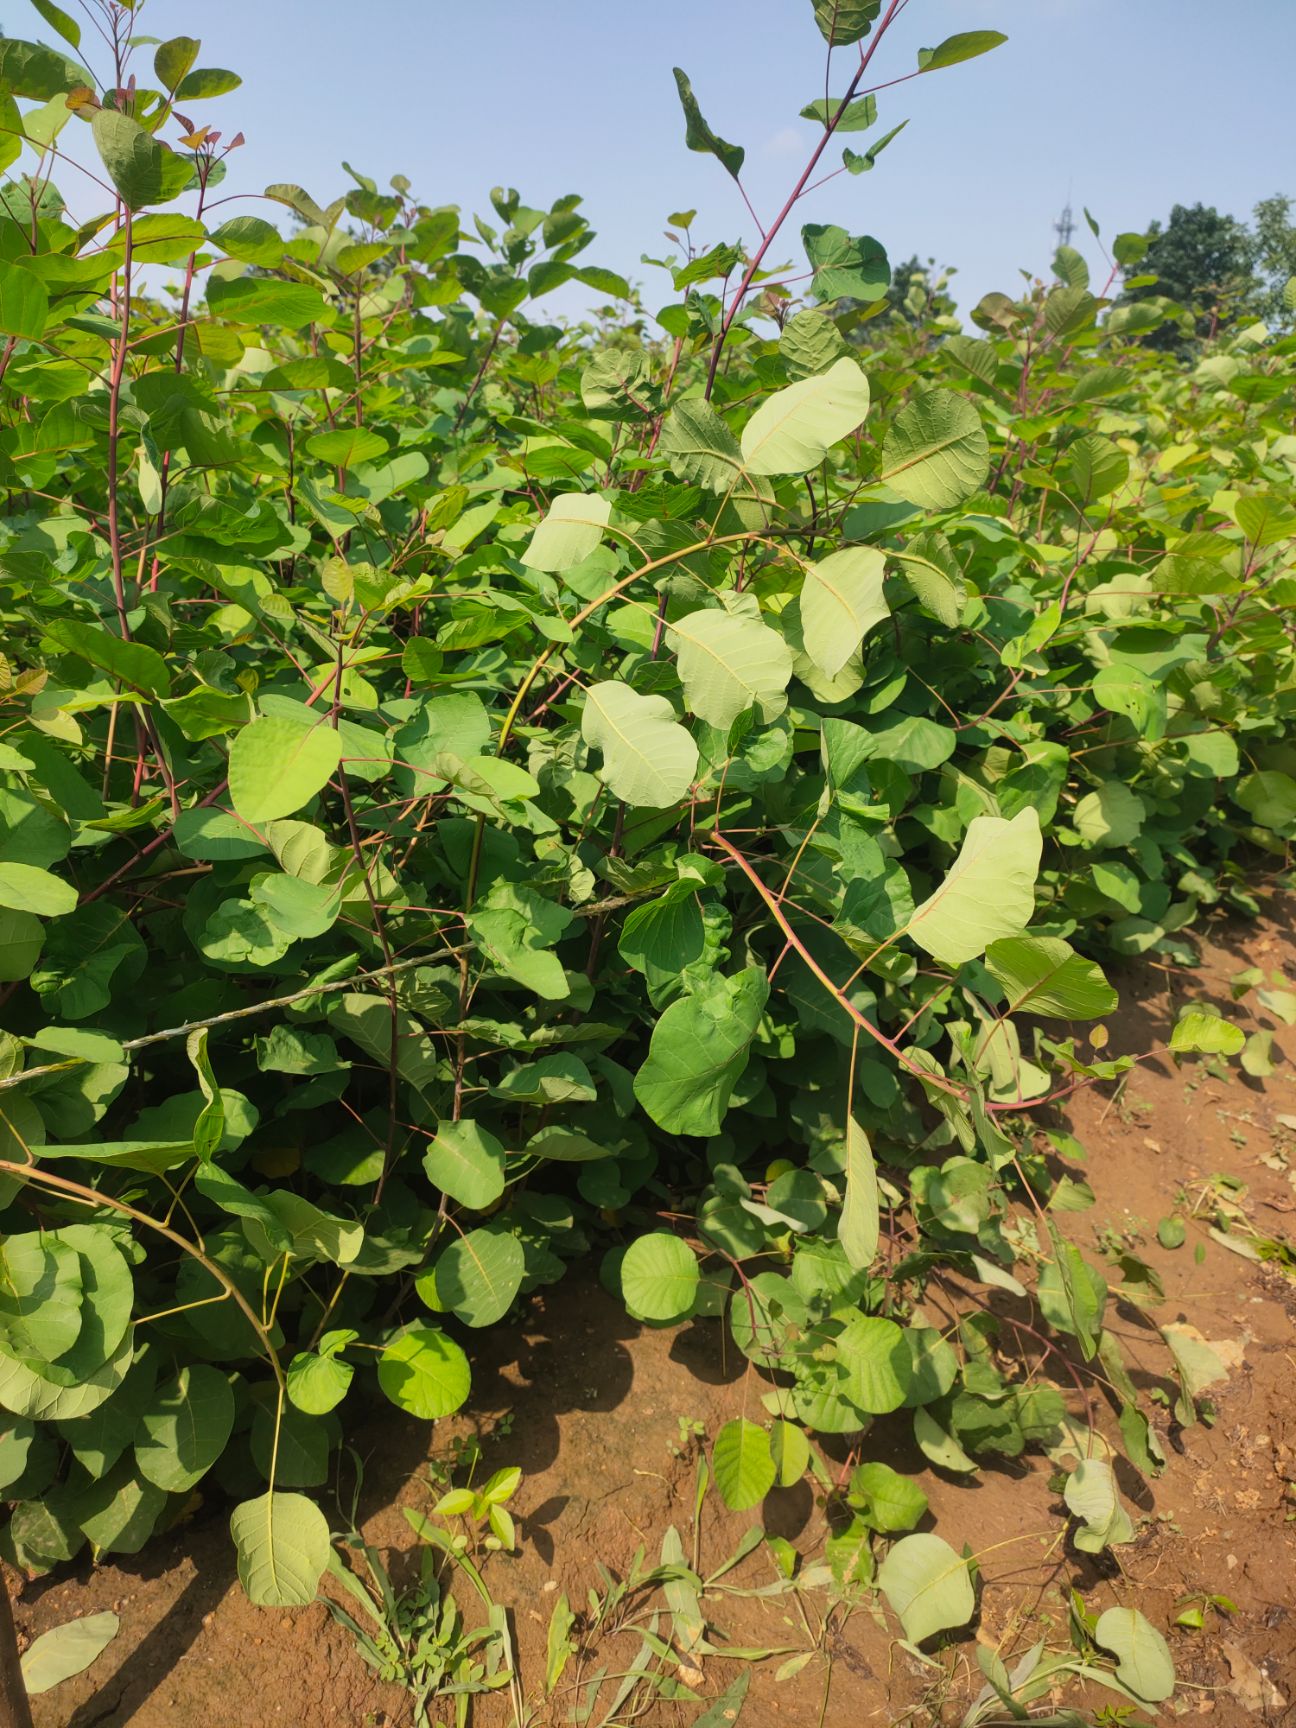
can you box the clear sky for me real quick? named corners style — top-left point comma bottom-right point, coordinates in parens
top-left (5, 0), bottom-right (1295, 321)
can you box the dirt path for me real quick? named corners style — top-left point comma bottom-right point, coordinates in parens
top-left (12, 907), bottom-right (1296, 1727)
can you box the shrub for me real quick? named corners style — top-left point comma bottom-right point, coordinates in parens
top-left (0, 0), bottom-right (1292, 1625)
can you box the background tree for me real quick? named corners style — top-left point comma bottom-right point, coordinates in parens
top-left (879, 253), bottom-right (956, 324)
top-left (1248, 193), bottom-right (1296, 325)
top-left (1120, 201), bottom-right (1255, 349)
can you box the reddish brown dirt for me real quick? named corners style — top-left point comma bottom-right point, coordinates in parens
top-left (10, 903), bottom-right (1296, 1727)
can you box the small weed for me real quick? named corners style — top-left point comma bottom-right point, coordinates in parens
top-left (669, 1415), bottom-right (707, 1458)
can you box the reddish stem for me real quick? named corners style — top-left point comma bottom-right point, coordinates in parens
top-left (703, 0), bottom-right (906, 399)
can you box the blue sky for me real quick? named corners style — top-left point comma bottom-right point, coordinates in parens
top-left (5, 0), bottom-right (1295, 321)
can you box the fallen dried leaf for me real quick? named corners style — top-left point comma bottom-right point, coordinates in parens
top-left (1221, 1640), bottom-right (1285, 1712)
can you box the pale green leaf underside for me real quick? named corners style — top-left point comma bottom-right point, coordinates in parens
top-left (521, 492), bottom-right (611, 572)
top-left (438, 1226), bottom-right (525, 1327)
top-left (1093, 1605), bottom-right (1176, 1702)
top-left (741, 356), bottom-right (870, 476)
top-left (906, 808), bottom-right (1042, 967)
top-left (229, 1491), bottom-right (331, 1607)
top-left (800, 545), bottom-right (889, 675)
top-left (20, 1612), bottom-right (119, 1694)
top-left (582, 681), bottom-right (698, 808)
top-left (669, 608), bottom-right (794, 730)
top-left (877, 1532), bottom-right (975, 1644)
top-left (1064, 1459), bottom-right (1134, 1552)
top-left (839, 1116), bottom-right (879, 1269)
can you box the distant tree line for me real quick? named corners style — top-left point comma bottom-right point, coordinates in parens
top-left (1117, 195), bottom-right (1296, 349)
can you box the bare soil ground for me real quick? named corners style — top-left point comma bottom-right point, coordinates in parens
top-left (11, 902), bottom-right (1296, 1728)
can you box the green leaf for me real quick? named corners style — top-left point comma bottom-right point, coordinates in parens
top-left (176, 67), bottom-right (242, 100)
top-left (800, 546), bottom-right (888, 675)
top-left (1157, 1216), bottom-right (1186, 1251)
top-left (521, 492), bottom-right (611, 571)
top-left (836, 1311), bottom-right (911, 1413)
top-left (0, 909), bottom-right (45, 980)
top-left (0, 260), bottom-right (49, 340)
top-left (913, 1405), bottom-right (977, 1473)
top-left (712, 1418), bottom-right (775, 1510)
top-left (0, 36), bottom-right (82, 98)
top-left (810, 1), bottom-right (882, 48)
top-left (906, 808), bottom-right (1041, 968)
top-left (779, 307), bottom-right (853, 380)
top-left (1093, 1606), bottom-right (1175, 1702)
top-left (423, 1120), bottom-right (507, 1209)
top-left (802, 224), bottom-right (889, 303)
top-left (621, 1232), bottom-right (699, 1324)
top-left (1038, 1238), bottom-right (1106, 1360)
top-left (1161, 1321), bottom-right (1227, 1426)
top-left (206, 276), bottom-right (327, 328)
top-left (229, 1491), bottom-right (331, 1608)
top-left (1241, 1029), bottom-right (1275, 1076)
top-left (582, 682), bottom-right (698, 809)
top-left (890, 529), bottom-right (966, 624)
top-left (468, 883), bottom-right (574, 1001)
top-left (1063, 433), bottom-right (1128, 504)
top-left (20, 1612), bottom-right (118, 1694)
top-left (799, 93), bottom-right (878, 132)
top-left (918, 31), bottom-right (1008, 71)
top-left (881, 388), bottom-right (988, 509)
top-left (492, 1055), bottom-right (597, 1106)
top-left (29, 0), bottom-right (82, 49)
top-left (672, 67), bottom-right (744, 181)
top-left (984, 936), bottom-right (1117, 1019)
top-left (136, 1364), bottom-right (235, 1492)
top-left (849, 1462), bottom-right (928, 1532)
top-left (842, 121), bottom-right (909, 175)
top-left (902, 1328), bottom-right (959, 1409)
top-left (154, 35), bottom-right (199, 90)
top-left (634, 968), bottom-right (768, 1135)
top-left (1064, 1459), bottom-right (1134, 1552)
top-left (0, 862), bottom-right (77, 918)
top-left (286, 1350), bottom-right (353, 1416)
top-left (1073, 783), bottom-right (1145, 848)
top-left (92, 109), bottom-right (165, 210)
top-left (770, 1418), bottom-right (810, 1487)
top-left (377, 1327), bottom-right (470, 1419)
top-left (694, 1673), bottom-right (751, 1727)
top-left (878, 1533), bottom-right (974, 1644)
top-left (825, 1512), bottom-right (874, 1593)
top-left (669, 607), bottom-right (793, 730)
top-left (437, 1226), bottom-right (524, 1327)
top-left (1169, 1009), bottom-right (1244, 1056)
top-left (839, 1117), bottom-right (879, 1270)
top-left (659, 398), bottom-right (747, 492)
top-left (1234, 770), bottom-right (1296, 835)
top-left (305, 427), bottom-right (387, 469)
top-left (740, 356), bottom-right (871, 476)
top-left (228, 716), bottom-right (342, 824)
top-left (45, 618), bottom-right (171, 697)
top-left (249, 872), bottom-right (339, 941)
top-left (211, 215), bottom-right (285, 268)
top-left (1233, 492), bottom-right (1296, 549)
top-left (1092, 663), bottom-right (1166, 741)
top-left (0, 1235), bottom-right (82, 1363)
top-left (619, 886), bottom-right (704, 978)
top-left (35, 1137), bottom-right (193, 1175)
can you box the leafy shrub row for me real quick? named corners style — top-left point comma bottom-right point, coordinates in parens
top-left (0, 0), bottom-right (1292, 1654)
